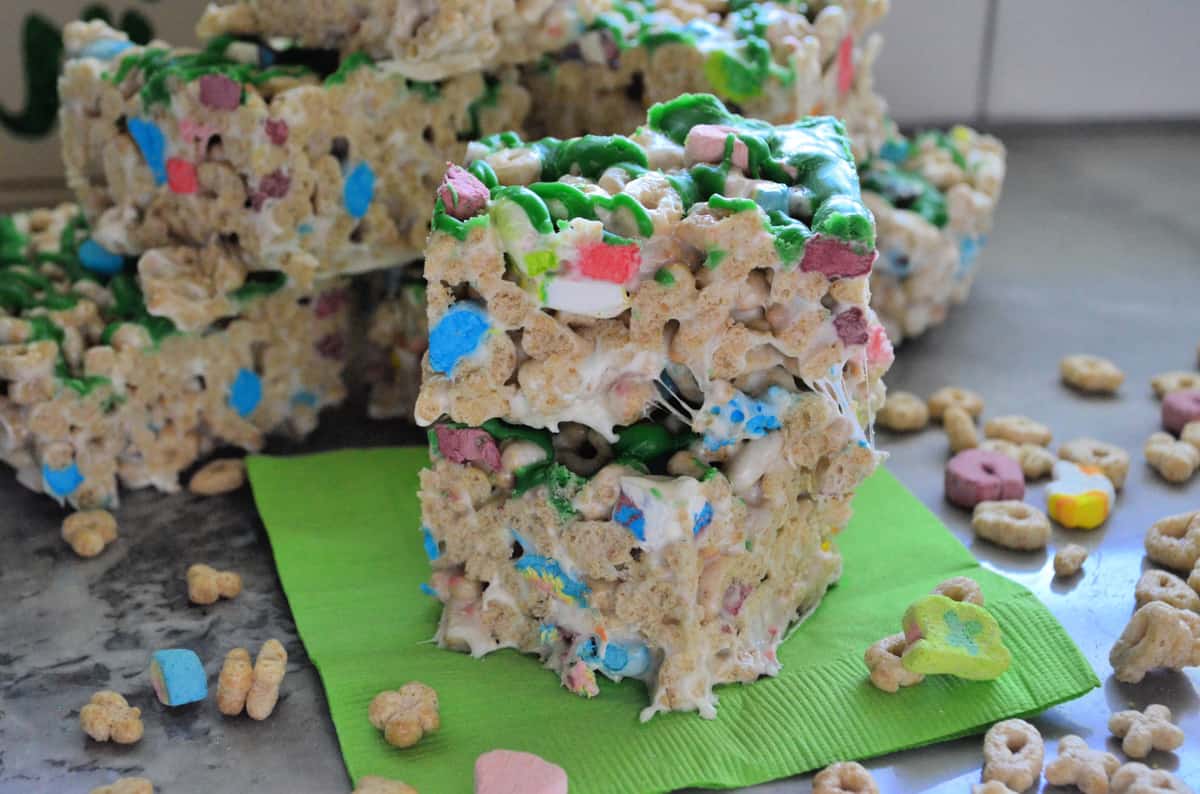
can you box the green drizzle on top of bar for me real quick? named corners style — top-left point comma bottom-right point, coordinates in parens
top-left (859, 161), bottom-right (948, 228)
top-left (324, 51), bottom-right (372, 86)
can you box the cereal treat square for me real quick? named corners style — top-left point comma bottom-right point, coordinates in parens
top-left (360, 269), bottom-right (428, 421)
top-left (861, 126), bottom-right (1006, 344)
top-left (0, 206), bottom-right (349, 510)
top-left (416, 93), bottom-right (892, 437)
top-left (58, 21), bottom-right (531, 294)
top-left (196, 0), bottom-right (612, 81)
top-left (419, 396), bottom-right (878, 719)
top-left (522, 0), bottom-right (891, 161)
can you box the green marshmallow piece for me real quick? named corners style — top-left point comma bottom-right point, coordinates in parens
top-left (900, 594), bottom-right (1011, 681)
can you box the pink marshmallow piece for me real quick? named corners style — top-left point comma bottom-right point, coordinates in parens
top-left (1162, 389), bottom-right (1200, 435)
top-left (438, 163), bottom-right (490, 220)
top-left (475, 750), bottom-right (568, 794)
top-left (800, 234), bottom-right (876, 278)
top-left (833, 307), bottom-right (869, 346)
top-left (945, 449), bottom-right (1025, 509)
top-left (684, 124), bottom-right (749, 171)
top-left (434, 426), bottom-right (502, 472)
top-left (198, 73), bottom-right (242, 110)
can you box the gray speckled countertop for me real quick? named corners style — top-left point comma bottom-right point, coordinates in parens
top-left (2, 125), bottom-right (1200, 793)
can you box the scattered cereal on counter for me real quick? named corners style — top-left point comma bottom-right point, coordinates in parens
top-left (369, 682), bottom-right (439, 749)
top-left (187, 563), bottom-right (243, 605)
top-left (933, 576), bottom-right (985, 605)
top-left (945, 449), bottom-right (1024, 509)
top-left (901, 594), bottom-right (1011, 680)
top-left (1134, 569), bottom-right (1200, 612)
top-left (353, 777), bottom-right (419, 794)
top-left (1145, 432), bottom-right (1199, 483)
top-left (1109, 601), bottom-right (1200, 683)
top-left (1150, 371), bottom-right (1200, 399)
top-left (188, 458), bottom-right (247, 495)
top-left (1044, 735), bottom-right (1120, 794)
top-left (1053, 544), bottom-right (1088, 578)
top-left (812, 761), bottom-right (879, 794)
top-left (1111, 762), bottom-right (1192, 794)
top-left (1107, 704), bottom-right (1184, 760)
top-left (1046, 460), bottom-right (1115, 530)
top-left (474, 749), bottom-right (568, 794)
top-left (1144, 510), bottom-right (1200, 572)
top-left (1060, 354), bottom-right (1124, 395)
top-left (1058, 437), bottom-right (1130, 490)
top-left (981, 719), bottom-right (1043, 793)
top-left (1162, 389), bottom-right (1200, 435)
top-left (91, 778), bottom-right (153, 794)
top-left (149, 648), bottom-right (207, 706)
top-left (246, 639), bottom-right (288, 720)
top-left (864, 633), bottom-right (924, 693)
top-left (928, 386), bottom-right (984, 421)
top-left (217, 648), bottom-right (254, 716)
top-left (876, 390), bottom-right (929, 432)
top-left (944, 405), bottom-right (979, 453)
top-left (80, 691), bottom-right (143, 744)
top-left (62, 509), bottom-right (118, 558)
top-left (972, 500), bottom-right (1051, 551)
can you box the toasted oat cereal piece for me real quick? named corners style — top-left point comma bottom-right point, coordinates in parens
top-left (1108, 704), bottom-right (1184, 760)
top-left (1053, 544), bottom-right (1088, 577)
top-left (877, 391), bottom-right (929, 432)
top-left (91, 778), bottom-right (153, 794)
top-left (933, 575), bottom-right (985, 605)
top-left (1135, 569), bottom-right (1200, 612)
top-left (1060, 354), bottom-right (1124, 394)
top-left (864, 633), bottom-right (924, 693)
top-left (1144, 510), bottom-right (1200, 572)
top-left (984, 415), bottom-right (1052, 447)
top-left (1044, 735), bottom-right (1120, 794)
top-left (1144, 432), bottom-right (1199, 483)
top-left (187, 563), bottom-right (243, 605)
top-left (62, 509), bottom-right (118, 558)
top-left (369, 682), bottom-right (440, 749)
top-left (982, 718), bottom-right (1044, 793)
top-left (188, 458), bottom-right (246, 495)
top-left (1111, 762), bottom-right (1192, 794)
top-left (80, 690), bottom-right (143, 744)
top-left (352, 777), bottom-right (418, 794)
top-left (1109, 601), bottom-right (1200, 684)
top-left (972, 500), bottom-right (1051, 550)
top-left (971, 783), bottom-right (1019, 794)
top-left (1058, 437), bottom-right (1130, 489)
top-left (944, 406), bottom-right (979, 453)
top-left (216, 647), bottom-right (254, 716)
top-left (1190, 560), bottom-right (1200, 594)
top-left (928, 387), bottom-right (984, 421)
top-left (245, 639), bottom-right (287, 720)
top-left (1151, 370), bottom-right (1200, 399)
top-left (1182, 420), bottom-right (1200, 451)
top-left (1018, 444), bottom-right (1056, 480)
top-left (812, 761), bottom-right (878, 794)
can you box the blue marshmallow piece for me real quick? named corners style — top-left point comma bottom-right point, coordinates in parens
top-left (43, 462), bottom-right (84, 498)
top-left (428, 302), bottom-right (490, 375)
top-left (149, 649), bottom-right (207, 706)
top-left (128, 117), bottom-right (167, 185)
top-left (228, 368), bottom-right (262, 418)
top-left (343, 161), bottom-right (375, 220)
top-left (78, 239), bottom-right (125, 275)
top-left (80, 38), bottom-right (134, 61)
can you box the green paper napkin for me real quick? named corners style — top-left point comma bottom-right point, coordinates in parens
top-left (247, 448), bottom-right (1097, 794)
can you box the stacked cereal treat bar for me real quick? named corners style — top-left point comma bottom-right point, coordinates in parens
top-left (0, 205), bottom-right (348, 510)
top-left (416, 95), bottom-right (893, 718)
top-left (196, 0), bottom-right (612, 81)
top-left (524, 0), bottom-right (890, 159)
top-left (361, 269), bottom-right (428, 421)
top-left (58, 20), bottom-right (532, 295)
top-left (861, 126), bottom-right (1006, 344)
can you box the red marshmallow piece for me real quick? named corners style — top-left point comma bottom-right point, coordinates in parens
top-left (833, 307), bottom-right (869, 346)
top-left (800, 234), bottom-right (876, 278)
top-left (438, 163), bottom-right (490, 220)
top-left (945, 449), bottom-right (1025, 509)
top-left (434, 426), bottom-right (501, 472)
top-left (166, 158), bottom-right (197, 194)
top-left (837, 35), bottom-right (855, 96)
top-left (576, 240), bottom-right (640, 283)
top-left (198, 73), bottom-right (242, 110)
top-left (474, 750), bottom-right (568, 794)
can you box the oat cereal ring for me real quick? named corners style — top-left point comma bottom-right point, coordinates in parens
top-left (217, 647), bottom-right (254, 716)
top-left (972, 500), bottom-right (1051, 550)
top-left (369, 682), bottom-right (440, 749)
top-left (61, 509), bottom-right (118, 558)
top-left (864, 633), bottom-right (924, 693)
top-left (984, 415), bottom-right (1052, 447)
top-left (812, 761), bottom-right (879, 794)
top-left (928, 386), bottom-right (984, 421)
top-left (1150, 371), bottom-right (1200, 399)
top-left (187, 563), bottom-right (243, 605)
top-left (1060, 354), bottom-right (1124, 394)
top-left (1144, 510), bottom-right (1200, 572)
top-left (982, 718), bottom-right (1044, 793)
top-left (877, 391), bottom-right (929, 432)
top-left (932, 576), bottom-right (985, 605)
top-left (352, 777), bottom-right (418, 794)
top-left (972, 783), bottom-right (1019, 794)
top-left (1018, 444), bottom-right (1056, 480)
top-left (1134, 569), bottom-right (1200, 612)
top-left (1058, 437), bottom-right (1131, 489)
top-left (246, 638), bottom-right (287, 720)
top-left (80, 690), bottom-right (143, 744)
top-left (1111, 762), bottom-right (1191, 794)
top-left (1044, 735), bottom-right (1120, 794)
top-left (1182, 420), bottom-right (1200, 451)
top-left (1053, 544), bottom-right (1088, 577)
top-left (1109, 601), bottom-right (1200, 684)
top-left (1144, 432), bottom-right (1199, 483)
top-left (1189, 559), bottom-right (1200, 594)
top-left (91, 778), bottom-right (153, 794)
top-left (944, 405), bottom-right (979, 453)
top-left (552, 423), bottom-right (613, 476)
top-left (1107, 704), bottom-right (1184, 760)
top-left (188, 457), bottom-right (247, 495)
